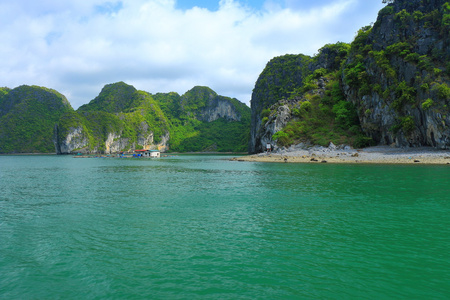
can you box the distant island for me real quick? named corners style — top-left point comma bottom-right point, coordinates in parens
top-left (0, 84), bottom-right (250, 154)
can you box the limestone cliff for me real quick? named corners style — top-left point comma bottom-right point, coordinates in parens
top-left (181, 86), bottom-right (244, 122)
top-left (54, 83), bottom-right (250, 154)
top-left (55, 123), bottom-right (169, 154)
top-left (249, 54), bottom-right (314, 153)
top-left (54, 125), bottom-right (89, 154)
top-left (249, 0), bottom-right (450, 153)
top-left (54, 83), bottom-right (171, 154)
top-left (342, 0), bottom-right (450, 149)
top-left (249, 47), bottom-right (348, 153)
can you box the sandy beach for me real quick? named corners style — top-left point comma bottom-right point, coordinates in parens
top-left (232, 144), bottom-right (450, 165)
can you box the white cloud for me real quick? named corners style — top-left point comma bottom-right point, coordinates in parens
top-left (0, 0), bottom-right (385, 108)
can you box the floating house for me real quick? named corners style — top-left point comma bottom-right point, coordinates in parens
top-left (134, 149), bottom-right (161, 158)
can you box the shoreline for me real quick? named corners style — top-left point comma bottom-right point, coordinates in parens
top-left (231, 146), bottom-right (450, 165)
top-left (0, 153), bottom-right (57, 156)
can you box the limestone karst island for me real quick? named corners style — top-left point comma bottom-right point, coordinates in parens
top-left (1, 0), bottom-right (449, 164)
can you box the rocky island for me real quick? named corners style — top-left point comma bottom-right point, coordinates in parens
top-left (249, 0), bottom-right (450, 157)
top-left (1, 0), bottom-right (449, 163)
top-left (0, 83), bottom-right (250, 154)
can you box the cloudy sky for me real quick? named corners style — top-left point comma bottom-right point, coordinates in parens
top-left (0, 0), bottom-right (385, 108)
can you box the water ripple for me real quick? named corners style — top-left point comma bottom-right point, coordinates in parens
top-left (1, 156), bottom-right (449, 299)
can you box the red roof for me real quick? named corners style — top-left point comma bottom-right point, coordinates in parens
top-left (134, 149), bottom-right (148, 152)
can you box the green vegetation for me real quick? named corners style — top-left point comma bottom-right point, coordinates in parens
top-left (253, 54), bottom-right (314, 110)
top-left (434, 83), bottom-right (450, 100)
top-left (1, 83), bottom-right (250, 154)
top-left (422, 98), bottom-right (434, 110)
top-left (393, 81), bottom-right (416, 111)
top-left (395, 9), bottom-right (412, 29)
top-left (443, 2), bottom-right (450, 28)
top-left (68, 84), bottom-right (250, 153)
top-left (270, 71), bottom-right (372, 148)
top-left (254, 0), bottom-right (450, 150)
top-left (171, 118), bottom-right (249, 152)
top-left (350, 25), bottom-right (372, 53)
top-left (77, 82), bottom-right (138, 113)
top-left (158, 86), bottom-right (251, 152)
top-left (379, 5), bottom-right (394, 17)
top-left (0, 85), bottom-right (73, 153)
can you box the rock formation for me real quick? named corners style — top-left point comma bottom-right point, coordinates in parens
top-left (342, 0), bottom-right (450, 149)
top-left (249, 0), bottom-right (450, 153)
top-left (54, 83), bottom-right (250, 154)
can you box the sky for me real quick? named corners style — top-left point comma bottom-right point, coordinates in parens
top-left (0, 0), bottom-right (386, 108)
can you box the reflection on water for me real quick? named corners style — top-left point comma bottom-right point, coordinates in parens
top-left (0, 155), bottom-right (449, 299)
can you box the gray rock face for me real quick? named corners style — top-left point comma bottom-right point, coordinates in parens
top-left (105, 132), bottom-right (129, 154)
top-left (259, 104), bottom-right (292, 152)
top-left (55, 126), bottom-right (89, 154)
top-left (249, 55), bottom-right (314, 153)
top-left (249, 0), bottom-right (449, 153)
top-left (342, 0), bottom-right (450, 149)
top-left (249, 46), bottom-right (347, 153)
top-left (198, 97), bottom-right (241, 122)
top-left (55, 125), bottom-right (170, 154)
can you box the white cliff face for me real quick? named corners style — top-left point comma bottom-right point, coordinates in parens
top-left (137, 132), bottom-right (153, 151)
top-left (56, 125), bottom-right (170, 154)
top-left (260, 104), bottom-right (292, 152)
top-left (199, 98), bottom-right (241, 122)
top-left (57, 126), bottom-right (89, 154)
top-left (105, 132), bottom-right (129, 154)
top-left (136, 131), bottom-right (170, 152)
top-left (157, 132), bottom-right (170, 152)
top-left (135, 121), bottom-right (170, 151)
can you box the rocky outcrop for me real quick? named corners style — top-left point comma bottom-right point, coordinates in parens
top-left (182, 86), bottom-right (244, 122)
top-left (249, 48), bottom-right (346, 153)
top-left (55, 125), bottom-right (170, 154)
top-left (105, 132), bottom-right (129, 154)
top-left (258, 104), bottom-right (292, 152)
top-left (342, 0), bottom-right (450, 149)
top-left (54, 125), bottom-right (89, 154)
top-left (249, 0), bottom-right (450, 153)
top-left (249, 54), bottom-right (314, 153)
top-left (199, 96), bottom-right (242, 122)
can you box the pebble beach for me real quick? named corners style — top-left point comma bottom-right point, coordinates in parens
top-left (232, 145), bottom-right (450, 165)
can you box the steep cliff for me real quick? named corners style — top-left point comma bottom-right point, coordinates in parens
top-left (0, 85), bottom-right (72, 153)
top-left (181, 86), bottom-right (245, 122)
top-left (250, 0), bottom-right (450, 153)
top-left (249, 44), bottom-right (356, 153)
top-left (342, 0), bottom-right (450, 149)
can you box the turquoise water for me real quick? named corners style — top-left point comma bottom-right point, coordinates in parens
top-left (0, 155), bottom-right (449, 299)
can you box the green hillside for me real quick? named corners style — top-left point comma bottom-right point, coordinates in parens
top-left (55, 83), bottom-right (250, 154)
top-left (0, 85), bottom-right (73, 153)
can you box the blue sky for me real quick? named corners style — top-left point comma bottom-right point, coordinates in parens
top-left (0, 0), bottom-right (386, 108)
top-left (176, 0), bottom-right (338, 11)
top-left (176, 0), bottom-right (260, 10)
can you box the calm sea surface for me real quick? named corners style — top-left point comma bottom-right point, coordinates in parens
top-left (0, 155), bottom-right (449, 299)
